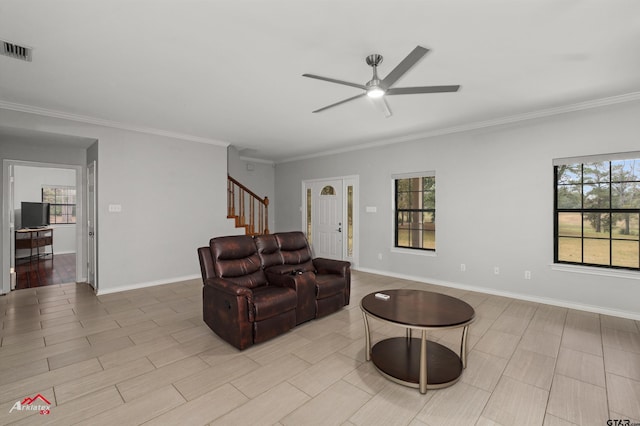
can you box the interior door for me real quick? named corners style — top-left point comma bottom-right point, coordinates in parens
top-left (313, 180), bottom-right (343, 260)
top-left (7, 163), bottom-right (15, 292)
top-left (87, 161), bottom-right (97, 291)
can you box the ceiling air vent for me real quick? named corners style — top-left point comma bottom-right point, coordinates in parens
top-left (1, 39), bottom-right (32, 62)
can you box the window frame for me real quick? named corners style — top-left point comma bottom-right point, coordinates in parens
top-left (393, 172), bottom-right (436, 252)
top-left (42, 185), bottom-right (77, 225)
top-left (553, 155), bottom-right (640, 271)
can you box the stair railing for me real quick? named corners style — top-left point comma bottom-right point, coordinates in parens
top-left (227, 175), bottom-right (269, 235)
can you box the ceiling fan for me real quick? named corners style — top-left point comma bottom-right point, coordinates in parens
top-left (303, 45), bottom-right (460, 117)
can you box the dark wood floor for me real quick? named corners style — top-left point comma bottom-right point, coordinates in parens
top-left (15, 253), bottom-right (76, 289)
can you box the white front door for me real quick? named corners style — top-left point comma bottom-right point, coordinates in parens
top-left (303, 176), bottom-right (358, 265)
top-left (313, 180), bottom-right (343, 260)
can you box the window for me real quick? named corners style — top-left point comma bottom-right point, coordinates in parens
top-left (42, 185), bottom-right (76, 224)
top-left (394, 173), bottom-right (435, 250)
top-left (347, 184), bottom-right (353, 257)
top-left (554, 154), bottom-right (640, 270)
top-left (306, 188), bottom-right (312, 245)
top-left (321, 185), bottom-right (335, 195)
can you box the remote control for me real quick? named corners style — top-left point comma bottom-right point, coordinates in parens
top-left (375, 293), bottom-right (390, 300)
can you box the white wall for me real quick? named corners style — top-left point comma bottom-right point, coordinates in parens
top-left (14, 165), bottom-right (77, 256)
top-left (274, 100), bottom-right (640, 319)
top-left (94, 130), bottom-right (236, 292)
top-left (1, 109), bottom-right (238, 294)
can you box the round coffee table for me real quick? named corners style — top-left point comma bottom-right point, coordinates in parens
top-left (361, 289), bottom-right (475, 394)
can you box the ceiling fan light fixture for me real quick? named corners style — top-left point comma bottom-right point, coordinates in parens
top-left (366, 76), bottom-right (385, 98)
top-left (366, 86), bottom-right (385, 98)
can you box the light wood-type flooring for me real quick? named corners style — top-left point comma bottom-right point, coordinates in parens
top-left (1, 271), bottom-right (639, 425)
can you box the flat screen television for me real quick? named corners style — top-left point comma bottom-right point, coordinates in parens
top-left (21, 202), bottom-right (50, 229)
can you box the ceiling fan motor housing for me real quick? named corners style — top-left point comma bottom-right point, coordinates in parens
top-left (365, 54), bottom-right (383, 67)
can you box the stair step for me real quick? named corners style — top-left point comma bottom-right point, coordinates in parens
top-left (227, 214), bottom-right (266, 236)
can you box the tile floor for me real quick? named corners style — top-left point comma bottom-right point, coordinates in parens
top-left (0, 271), bottom-right (639, 425)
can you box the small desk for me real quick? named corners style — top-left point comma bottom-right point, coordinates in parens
top-left (361, 289), bottom-right (475, 394)
top-left (15, 227), bottom-right (54, 261)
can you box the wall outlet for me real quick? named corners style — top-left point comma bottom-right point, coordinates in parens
top-left (460, 264), bottom-right (466, 272)
top-left (108, 204), bottom-right (122, 213)
top-left (494, 266), bottom-right (500, 275)
top-left (377, 253), bottom-right (383, 260)
top-left (524, 270), bottom-right (532, 280)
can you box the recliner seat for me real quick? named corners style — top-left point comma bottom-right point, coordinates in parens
top-left (198, 232), bottom-right (351, 350)
top-left (270, 232), bottom-right (350, 318)
top-left (199, 235), bottom-right (297, 350)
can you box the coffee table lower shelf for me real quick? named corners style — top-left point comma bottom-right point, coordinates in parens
top-left (371, 337), bottom-right (463, 390)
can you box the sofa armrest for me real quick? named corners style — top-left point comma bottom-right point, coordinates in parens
top-left (264, 264), bottom-right (298, 276)
top-left (312, 258), bottom-right (350, 276)
top-left (265, 269), bottom-right (310, 290)
top-left (204, 277), bottom-right (254, 321)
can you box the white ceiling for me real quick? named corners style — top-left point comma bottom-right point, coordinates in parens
top-left (1, 0), bottom-right (639, 162)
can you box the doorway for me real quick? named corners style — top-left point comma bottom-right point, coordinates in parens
top-left (303, 176), bottom-right (358, 266)
top-left (2, 160), bottom-right (85, 293)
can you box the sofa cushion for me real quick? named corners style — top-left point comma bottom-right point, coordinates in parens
top-left (211, 235), bottom-right (256, 260)
top-left (223, 268), bottom-right (268, 289)
top-left (274, 232), bottom-right (315, 272)
top-left (255, 234), bottom-right (284, 269)
top-left (210, 235), bottom-right (267, 289)
top-left (315, 274), bottom-right (347, 299)
top-left (251, 285), bottom-right (297, 321)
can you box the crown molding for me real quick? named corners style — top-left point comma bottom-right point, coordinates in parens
top-left (0, 100), bottom-right (230, 147)
top-left (279, 91), bottom-right (640, 163)
top-left (3, 91), bottom-right (640, 163)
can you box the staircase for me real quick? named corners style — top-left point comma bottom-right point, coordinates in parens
top-left (227, 175), bottom-right (269, 235)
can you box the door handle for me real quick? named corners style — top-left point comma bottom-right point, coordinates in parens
top-left (337, 227), bottom-right (342, 233)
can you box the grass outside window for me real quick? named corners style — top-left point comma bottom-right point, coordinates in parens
top-left (555, 158), bottom-right (640, 270)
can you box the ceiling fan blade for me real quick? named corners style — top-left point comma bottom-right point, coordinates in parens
top-left (380, 45), bottom-right (429, 90)
top-left (369, 96), bottom-right (392, 118)
top-left (386, 85), bottom-right (460, 95)
top-left (312, 93), bottom-right (366, 113)
top-left (302, 74), bottom-right (366, 90)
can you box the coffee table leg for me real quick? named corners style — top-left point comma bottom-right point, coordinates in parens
top-left (362, 311), bottom-right (371, 361)
top-left (419, 330), bottom-right (428, 394)
top-left (460, 325), bottom-right (469, 368)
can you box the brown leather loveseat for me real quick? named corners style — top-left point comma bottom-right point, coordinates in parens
top-left (198, 231), bottom-right (350, 350)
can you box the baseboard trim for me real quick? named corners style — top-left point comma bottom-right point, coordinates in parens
top-left (95, 267), bottom-right (639, 320)
top-left (96, 274), bottom-right (201, 295)
top-left (354, 266), bottom-right (640, 321)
